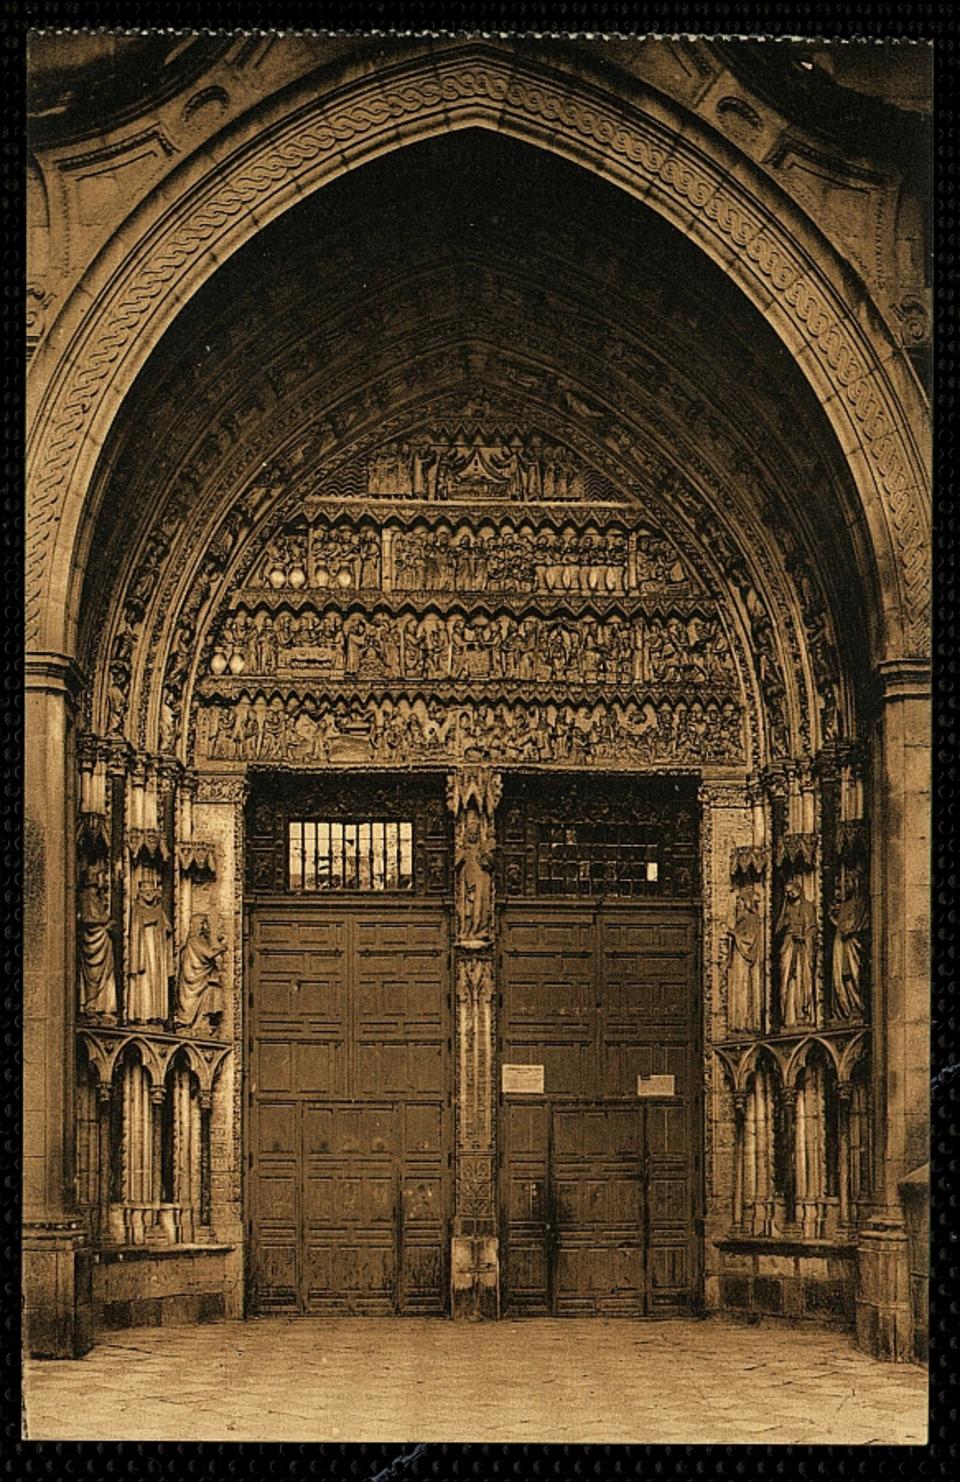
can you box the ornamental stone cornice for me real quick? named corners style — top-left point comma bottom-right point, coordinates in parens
top-left (24, 651), bottom-right (86, 700)
top-left (26, 40), bottom-right (930, 668)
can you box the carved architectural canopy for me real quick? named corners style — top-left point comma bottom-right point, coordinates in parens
top-left (75, 131), bottom-right (870, 769)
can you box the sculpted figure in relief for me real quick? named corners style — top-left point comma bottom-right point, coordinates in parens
top-left (726, 888), bottom-right (763, 1032)
top-left (127, 878), bottom-right (174, 1024)
top-left (830, 873), bottom-right (867, 1019)
top-left (455, 802), bottom-right (495, 942)
top-left (78, 864), bottom-right (117, 1019)
top-left (775, 877), bottom-right (817, 1027)
top-left (175, 913), bottom-right (227, 1031)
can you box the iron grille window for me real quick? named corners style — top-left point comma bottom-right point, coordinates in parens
top-left (288, 819), bottom-right (414, 891)
top-left (498, 776), bottom-right (699, 898)
top-left (537, 823), bottom-right (660, 895)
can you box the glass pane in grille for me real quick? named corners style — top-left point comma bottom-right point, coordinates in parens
top-left (399, 823), bottom-right (413, 890)
top-left (504, 796), bottom-right (681, 898)
top-left (317, 822), bottom-right (330, 888)
top-left (289, 821), bottom-right (303, 890)
top-left (288, 818), bottom-right (415, 891)
top-left (385, 822), bottom-right (399, 888)
top-left (304, 822), bottom-right (317, 890)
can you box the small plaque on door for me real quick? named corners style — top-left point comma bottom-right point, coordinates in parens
top-left (637, 1073), bottom-right (675, 1097)
top-left (502, 1063), bottom-right (545, 1093)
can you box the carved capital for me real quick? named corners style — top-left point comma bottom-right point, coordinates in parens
top-left (24, 651), bottom-right (86, 702)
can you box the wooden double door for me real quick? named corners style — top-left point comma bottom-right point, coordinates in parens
top-left (499, 903), bottom-right (701, 1316)
top-left (247, 903), bottom-right (451, 1315)
top-left (247, 898), bottom-right (701, 1318)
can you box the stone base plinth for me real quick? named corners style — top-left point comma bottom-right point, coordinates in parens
top-left (22, 1221), bottom-right (93, 1358)
top-left (856, 1218), bottom-right (914, 1361)
top-left (92, 1243), bottom-right (234, 1333)
top-left (714, 1236), bottom-right (856, 1328)
top-left (451, 1227), bottom-right (499, 1321)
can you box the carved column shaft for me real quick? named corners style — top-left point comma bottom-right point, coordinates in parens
top-left (732, 1092), bottom-right (747, 1232)
top-left (23, 655), bottom-right (91, 1355)
top-left (446, 767), bottom-right (500, 1320)
top-left (838, 1084), bottom-right (852, 1230)
top-left (150, 1087), bottom-right (165, 1210)
top-left (96, 1085), bottom-right (112, 1239)
top-left (781, 1087), bottom-right (798, 1228)
top-left (199, 1093), bottom-right (213, 1227)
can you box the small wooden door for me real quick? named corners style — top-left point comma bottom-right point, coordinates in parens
top-left (248, 903), bottom-right (452, 1314)
top-left (499, 902), bottom-right (700, 1316)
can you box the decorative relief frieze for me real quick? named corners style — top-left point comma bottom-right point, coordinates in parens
top-left (205, 604), bottom-right (737, 690)
top-left (196, 693), bottom-right (745, 767)
top-left (363, 431), bottom-right (597, 502)
top-left (246, 510), bottom-right (696, 598)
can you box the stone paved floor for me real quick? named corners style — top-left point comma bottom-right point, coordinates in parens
top-left (23, 1316), bottom-right (928, 1444)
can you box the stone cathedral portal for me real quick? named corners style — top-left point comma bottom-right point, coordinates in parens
top-left (25, 43), bottom-right (930, 1365)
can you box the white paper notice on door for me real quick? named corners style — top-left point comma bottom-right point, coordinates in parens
top-left (502, 1063), bottom-right (545, 1093)
top-left (637, 1073), bottom-right (675, 1097)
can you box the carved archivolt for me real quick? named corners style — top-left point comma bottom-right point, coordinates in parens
top-left (28, 43), bottom-right (929, 668)
top-left (90, 352), bottom-right (841, 768)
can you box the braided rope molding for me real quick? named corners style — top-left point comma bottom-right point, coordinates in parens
top-left (26, 50), bottom-right (930, 655)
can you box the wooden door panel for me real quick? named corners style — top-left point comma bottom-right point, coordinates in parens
top-left (555, 1242), bottom-right (644, 1316)
top-left (500, 1101), bottom-right (550, 1314)
top-left (355, 1041), bottom-right (445, 1098)
top-left (249, 904), bottom-right (451, 1316)
top-left (399, 1167), bottom-right (447, 1314)
top-left (304, 1235), bottom-right (397, 1315)
top-left (499, 903), bottom-right (699, 1317)
top-left (403, 1102), bottom-right (444, 1154)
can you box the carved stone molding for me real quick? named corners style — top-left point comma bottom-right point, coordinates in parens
top-left (76, 1024), bottom-right (230, 1098)
top-left (195, 772), bottom-right (248, 805)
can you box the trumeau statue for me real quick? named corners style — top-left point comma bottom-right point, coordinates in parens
top-left (127, 878), bottom-right (174, 1024)
top-left (775, 877), bottom-right (817, 1027)
top-left (455, 801), bottom-right (495, 944)
top-left (78, 863), bottom-right (117, 1019)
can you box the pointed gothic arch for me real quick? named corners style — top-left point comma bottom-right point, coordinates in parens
top-left (24, 39), bottom-right (930, 1363)
top-left (27, 40), bottom-right (928, 666)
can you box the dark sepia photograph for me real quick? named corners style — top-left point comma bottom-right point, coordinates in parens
top-left (23, 28), bottom-right (932, 1445)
